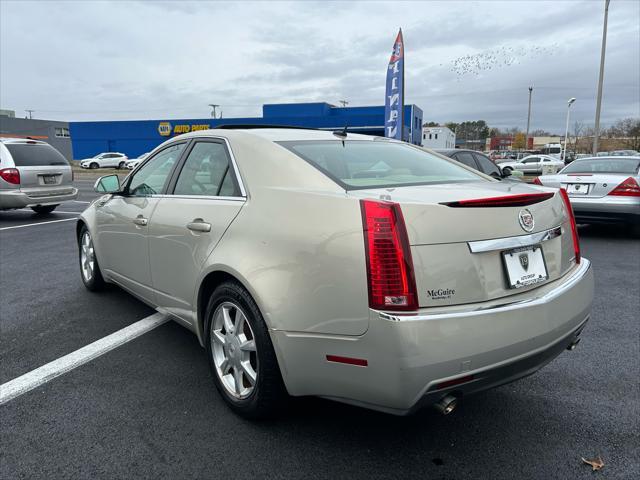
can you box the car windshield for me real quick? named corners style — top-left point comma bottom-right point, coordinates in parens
top-left (561, 158), bottom-right (640, 174)
top-left (278, 140), bottom-right (481, 189)
top-left (5, 143), bottom-right (69, 166)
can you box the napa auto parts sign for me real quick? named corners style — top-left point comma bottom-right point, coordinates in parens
top-left (384, 29), bottom-right (404, 140)
top-left (158, 122), bottom-right (210, 136)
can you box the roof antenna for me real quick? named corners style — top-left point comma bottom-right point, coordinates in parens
top-left (333, 124), bottom-right (348, 146)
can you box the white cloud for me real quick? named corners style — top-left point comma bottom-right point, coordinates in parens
top-left (1, 0), bottom-right (638, 131)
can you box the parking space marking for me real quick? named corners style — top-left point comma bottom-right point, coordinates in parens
top-left (0, 313), bottom-right (169, 406)
top-left (0, 217), bottom-right (78, 231)
top-left (72, 200), bottom-right (91, 204)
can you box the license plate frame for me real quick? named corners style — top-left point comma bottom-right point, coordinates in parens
top-left (566, 183), bottom-right (588, 195)
top-left (502, 244), bottom-right (548, 289)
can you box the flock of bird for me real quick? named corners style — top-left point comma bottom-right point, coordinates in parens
top-left (443, 43), bottom-right (560, 79)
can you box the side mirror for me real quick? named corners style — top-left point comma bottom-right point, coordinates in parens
top-left (94, 174), bottom-right (120, 193)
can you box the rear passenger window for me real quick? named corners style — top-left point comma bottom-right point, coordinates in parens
top-left (173, 142), bottom-right (239, 197)
top-left (453, 152), bottom-right (477, 169)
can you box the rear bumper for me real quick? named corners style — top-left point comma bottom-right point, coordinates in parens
top-left (570, 195), bottom-right (640, 224)
top-left (0, 187), bottom-right (78, 209)
top-left (271, 259), bottom-right (593, 414)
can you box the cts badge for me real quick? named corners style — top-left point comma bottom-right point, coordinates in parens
top-left (158, 122), bottom-right (172, 136)
top-left (518, 208), bottom-right (534, 232)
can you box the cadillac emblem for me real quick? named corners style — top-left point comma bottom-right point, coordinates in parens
top-left (518, 209), bottom-right (534, 232)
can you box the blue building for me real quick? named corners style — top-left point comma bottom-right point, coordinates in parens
top-left (69, 102), bottom-right (423, 160)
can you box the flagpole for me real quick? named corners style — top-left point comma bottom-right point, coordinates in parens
top-left (400, 28), bottom-right (405, 142)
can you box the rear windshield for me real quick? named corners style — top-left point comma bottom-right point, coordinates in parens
top-left (5, 143), bottom-right (69, 166)
top-left (278, 140), bottom-right (481, 189)
top-left (561, 158), bottom-right (640, 174)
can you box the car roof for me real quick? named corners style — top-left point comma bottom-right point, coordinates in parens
top-left (433, 148), bottom-right (483, 155)
top-left (571, 155), bottom-right (640, 161)
top-left (0, 137), bottom-right (48, 145)
top-left (174, 127), bottom-right (380, 143)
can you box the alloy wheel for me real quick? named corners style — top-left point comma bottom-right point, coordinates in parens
top-left (211, 302), bottom-right (258, 399)
top-left (80, 231), bottom-right (95, 282)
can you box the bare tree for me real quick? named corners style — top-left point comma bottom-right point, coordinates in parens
top-left (572, 121), bottom-right (584, 152)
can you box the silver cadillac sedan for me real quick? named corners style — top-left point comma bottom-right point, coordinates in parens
top-left (78, 128), bottom-right (593, 418)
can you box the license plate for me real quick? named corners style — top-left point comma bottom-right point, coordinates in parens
top-left (502, 245), bottom-right (548, 289)
top-left (43, 175), bottom-right (57, 184)
top-left (566, 183), bottom-right (588, 195)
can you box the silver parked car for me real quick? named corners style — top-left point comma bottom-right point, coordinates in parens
top-left (78, 128), bottom-right (593, 418)
top-left (535, 156), bottom-right (640, 232)
top-left (500, 155), bottom-right (565, 175)
top-left (0, 138), bottom-right (78, 213)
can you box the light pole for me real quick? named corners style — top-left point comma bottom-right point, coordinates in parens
top-left (563, 98), bottom-right (576, 161)
top-left (593, 0), bottom-right (610, 154)
top-left (525, 86), bottom-right (533, 151)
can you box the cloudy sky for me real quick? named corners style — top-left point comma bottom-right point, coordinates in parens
top-left (1, 0), bottom-right (638, 132)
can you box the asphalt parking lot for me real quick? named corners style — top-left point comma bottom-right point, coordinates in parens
top-left (1, 178), bottom-right (638, 479)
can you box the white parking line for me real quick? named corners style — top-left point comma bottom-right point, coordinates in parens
top-left (0, 313), bottom-right (169, 406)
top-left (0, 217), bottom-right (78, 231)
top-left (72, 200), bottom-right (91, 204)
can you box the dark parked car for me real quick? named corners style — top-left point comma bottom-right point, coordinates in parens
top-left (434, 149), bottom-right (519, 181)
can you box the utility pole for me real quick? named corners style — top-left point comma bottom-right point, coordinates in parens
top-left (25, 109), bottom-right (34, 119)
top-left (338, 100), bottom-right (349, 108)
top-left (563, 98), bottom-right (577, 162)
top-left (525, 86), bottom-right (533, 151)
top-left (593, 0), bottom-right (610, 155)
top-left (208, 104), bottom-right (221, 119)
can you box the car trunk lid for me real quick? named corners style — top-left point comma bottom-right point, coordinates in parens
top-left (351, 182), bottom-right (576, 308)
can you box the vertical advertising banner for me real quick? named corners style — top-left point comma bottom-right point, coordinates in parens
top-left (385, 29), bottom-right (404, 140)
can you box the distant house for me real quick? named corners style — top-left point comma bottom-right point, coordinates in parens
top-left (422, 126), bottom-right (456, 148)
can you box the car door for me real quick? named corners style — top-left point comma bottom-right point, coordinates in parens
top-left (94, 142), bottom-right (187, 303)
top-left (147, 138), bottom-right (246, 323)
top-left (520, 157), bottom-right (539, 173)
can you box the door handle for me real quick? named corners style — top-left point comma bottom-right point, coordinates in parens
top-left (186, 219), bottom-right (211, 233)
top-left (133, 216), bottom-right (148, 226)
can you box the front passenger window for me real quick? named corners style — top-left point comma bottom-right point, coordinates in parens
top-left (173, 142), bottom-right (239, 197)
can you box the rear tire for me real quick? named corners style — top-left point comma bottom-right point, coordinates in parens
top-left (90, 162), bottom-right (99, 169)
top-left (31, 205), bottom-right (58, 214)
top-left (79, 225), bottom-right (105, 291)
top-left (204, 281), bottom-right (288, 419)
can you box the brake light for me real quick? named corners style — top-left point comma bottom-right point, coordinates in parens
top-left (532, 177), bottom-right (543, 185)
top-left (360, 199), bottom-right (418, 311)
top-left (442, 192), bottom-right (554, 208)
top-left (608, 177), bottom-right (640, 197)
top-left (559, 189), bottom-right (581, 264)
top-left (0, 168), bottom-right (20, 185)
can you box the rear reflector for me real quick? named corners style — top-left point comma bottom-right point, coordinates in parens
top-left (442, 192), bottom-right (554, 208)
top-left (326, 355), bottom-right (368, 367)
top-left (608, 177), bottom-right (640, 197)
top-left (559, 189), bottom-right (581, 264)
top-left (0, 168), bottom-right (20, 185)
top-left (360, 199), bottom-right (418, 311)
top-left (436, 375), bottom-right (475, 390)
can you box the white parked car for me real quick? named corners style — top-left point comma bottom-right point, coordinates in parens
top-left (126, 152), bottom-right (150, 170)
top-left (500, 155), bottom-right (565, 175)
top-left (78, 128), bottom-right (593, 418)
top-left (79, 152), bottom-right (128, 169)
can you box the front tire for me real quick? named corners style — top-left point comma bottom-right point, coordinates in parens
top-left (204, 281), bottom-right (287, 419)
top-left (118, 161), bottom-right (125, 169)
top-left (90, 162), bottom-right (99, 169)
top-left (502, 166), bottom-right (513, 175)
top-left (79, 225), bottom-right (105, 291)
top-left (31, 205), bottom-right (58, 214)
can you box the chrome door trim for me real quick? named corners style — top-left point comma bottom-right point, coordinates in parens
top-left (467, 225), bottom-right (562, 254)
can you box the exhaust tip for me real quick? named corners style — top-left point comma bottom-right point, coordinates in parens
top-left (434, 394), bottom-right (459, 415)
top-left (567, 337), bottom-right (581, 351)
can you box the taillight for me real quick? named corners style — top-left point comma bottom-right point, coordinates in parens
top-left (559, 189), bottom-right (581, 264)
top-left (532, 177), bottom-right (543, 186)
top-left (0, 168), bottom-right (20, 185)
top-left (608, 177), bottom-right (640, 197)
top-left (442, 192), bottom-right (554, 208)
top-left (360, 199), bottom-right (418, 311)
